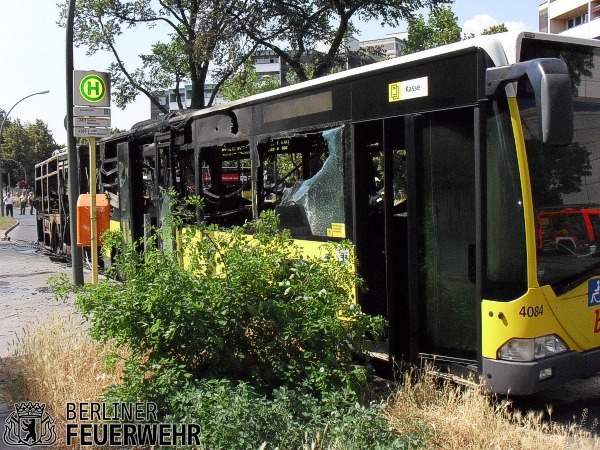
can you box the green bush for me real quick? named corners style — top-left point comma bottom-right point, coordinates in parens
top-left (163, 379), bottom-right (423, 450)
top-left (52, 211), bottom-right (410, 448)
top-left (54, 212), bottom-right (383, 398)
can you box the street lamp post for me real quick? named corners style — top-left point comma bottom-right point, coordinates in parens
top-left (0, 90), bottom-right (50, 216)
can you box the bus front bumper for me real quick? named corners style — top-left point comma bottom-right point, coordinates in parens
top-left (481, 348), bottom-right (600, 395)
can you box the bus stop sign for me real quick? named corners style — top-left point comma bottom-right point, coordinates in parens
top-left (74, 70), bottom-right (110, 107)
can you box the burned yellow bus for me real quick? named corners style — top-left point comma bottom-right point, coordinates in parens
top-left (84, 32), bottom-right (600, 394)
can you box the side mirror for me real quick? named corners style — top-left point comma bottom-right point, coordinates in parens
top-left (486, 58), bottom-right (574, 147)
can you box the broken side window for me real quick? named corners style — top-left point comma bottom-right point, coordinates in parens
top-left (259, 126), bottom-right (345, 238)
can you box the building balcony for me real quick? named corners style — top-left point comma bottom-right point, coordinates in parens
top-left (255, 62), bottom-right (281, 74)
top-left (558, 14), bottom-right (600, 39)
top-left (548, 0), bottom-right (588, 20)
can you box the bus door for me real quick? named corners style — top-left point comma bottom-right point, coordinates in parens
top-left (117, 141), bottom-right (143, 245)
top-left (407, 107), bottom-right (478, 371)
top-left (354, 107), bottom-right (479, 372)
top-left (353, 118), bottom-right (409, 360)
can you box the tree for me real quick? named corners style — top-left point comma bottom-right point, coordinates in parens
top-left (402, 5), bottom-right (461, 54)
top-left (141, 37), bottom-right (190, 110)
top-left (0, 119), bottom-right (60, 183)
top-left (58, 0), bottom-right (258, 112)
top-left (481, 23), bottom-right (509, 35)
top-left (59, 1), bottom-right (449, 110)
top-left (233, 0), bottom-right (450, 82)
top-left (220, 60), bottom-right (281, 101)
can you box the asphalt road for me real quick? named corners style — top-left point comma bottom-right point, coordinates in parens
top-left (0, 211), bottom-right (77, 358)
top-left (513, 374), bottom-right (600, 436)
top-left (0, 211), bottom-right (79, 449)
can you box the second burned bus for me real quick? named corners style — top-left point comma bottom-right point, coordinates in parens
top-left (48, 31), bottom-right (600, 394)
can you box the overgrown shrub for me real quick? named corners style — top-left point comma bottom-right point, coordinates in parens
top-left (164, 380), bottom-right (421, 450)
top-left (53, 211), bottom-right (384, 410)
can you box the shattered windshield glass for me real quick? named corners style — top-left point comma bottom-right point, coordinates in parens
top-left (283, 127), bottom-right (345, 237)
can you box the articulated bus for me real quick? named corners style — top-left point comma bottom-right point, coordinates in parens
top-left (35, 146), bottom-right (89, 254)
top-left (41, 31), bottom-right (600, 394)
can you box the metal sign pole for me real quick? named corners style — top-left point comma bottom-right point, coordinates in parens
top-left (66, 0), bottom-right (84, 285)
top-left (89, 136), bottom-right (98, 284)
top-left (72, 69), bottom-right (110, 284)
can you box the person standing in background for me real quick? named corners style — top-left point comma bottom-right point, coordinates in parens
top-left (29, 191), bottom-right (35, 214)
top-left (3, 192), bottom-right (13, 217)
top-left (20, 192), bottom-right (27, 215)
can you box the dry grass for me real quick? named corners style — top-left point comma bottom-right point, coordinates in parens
top-left (6, 316), bottom-right (600, 449)
top-left (12, 314), bottom-right (124, 417)
top-left (0, 215), bottom-right (16, 232)
top-left (386, 367), bottom-right (600, 450)
top-left (8, 314), bottom-right (126, 448)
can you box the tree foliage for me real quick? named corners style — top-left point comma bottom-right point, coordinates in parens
top-left (58, 0), bottom-right (450, 110)
top-left (55, 211), bottom-right (384, 399)
top-left (527, 137), bottom-right (592, 206)
top-left (0, 118), bottom-right (59, 184)
top-left (220, 60), bottom-right (281, 101)
top-left (234, 0), bottom-right (450, 82)
top-left (481, 23), bottom-right (509, 35)
top-left (52, 211), bottom-right (412, 448)
top-left (58, 0), bottom-right (257, 111)
top-left (141, 37), bottom-right (190, 109)
top-left (402, 8), bottom-right (511, 55)
top-left (402, 5), bottom-right (461, 54)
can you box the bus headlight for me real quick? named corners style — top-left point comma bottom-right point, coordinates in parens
top-left (497, 335), bottom-right (568, 361)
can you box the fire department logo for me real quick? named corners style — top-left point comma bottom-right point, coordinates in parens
top-left (3, 402), bottom-right (57, 447)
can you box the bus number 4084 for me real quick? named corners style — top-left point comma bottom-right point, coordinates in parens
top-left (519, 306), bottom-right (544, 318)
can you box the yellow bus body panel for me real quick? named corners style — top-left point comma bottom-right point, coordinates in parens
top-left (110, 219), bottom-right (120, 232)
top-left (179, 228), bottom-right (356, 304)
top-left (482, 99), bottom-right (600, 360)
top-left (545, 282), bottom-right (600, 350)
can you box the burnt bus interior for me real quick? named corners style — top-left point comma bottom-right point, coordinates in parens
top-left (199, 142), bottom-right (252, 227)
top-left (101, 113), bottom-right (350, 240)
top-left (194, 129), bottom-right (343, 234)
top-left (35, 147), bottom-right (89, 253)
top-left (259, 129), bottom-right (345, 239)
top-left (100, 132), bottom-right (155, 244)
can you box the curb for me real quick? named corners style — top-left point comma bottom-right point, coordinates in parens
top-left (1, 220), bottom-right (19, 241)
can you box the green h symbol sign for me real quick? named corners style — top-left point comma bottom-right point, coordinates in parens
top-left (80, 75), bottom-right (106, 103)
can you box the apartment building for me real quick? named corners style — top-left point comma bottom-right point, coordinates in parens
top-left (252, 49), bottom-right (292, 84)
top-left (358, 34), bottom-right (405, 60)
top-left (539, 0), bottom-right (600, 38)
top-left (150, 83), bottom-right (225, 119)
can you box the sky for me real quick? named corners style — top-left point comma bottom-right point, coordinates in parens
top-left (0, 1), bottom-right (541, 147)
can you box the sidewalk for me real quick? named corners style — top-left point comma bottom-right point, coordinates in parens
top-left (0, 215), bottom-right (75, 357)
top-left (4, 206), bottom-right (38, 243)
top-left (0, 212), bottom-right (77, 449)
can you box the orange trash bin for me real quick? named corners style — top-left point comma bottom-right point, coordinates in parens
top-left (77, 194), bottom-right (110, 247)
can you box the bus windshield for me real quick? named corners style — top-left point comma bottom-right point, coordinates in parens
top-left (519, 38), bottom-right (600, 293)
